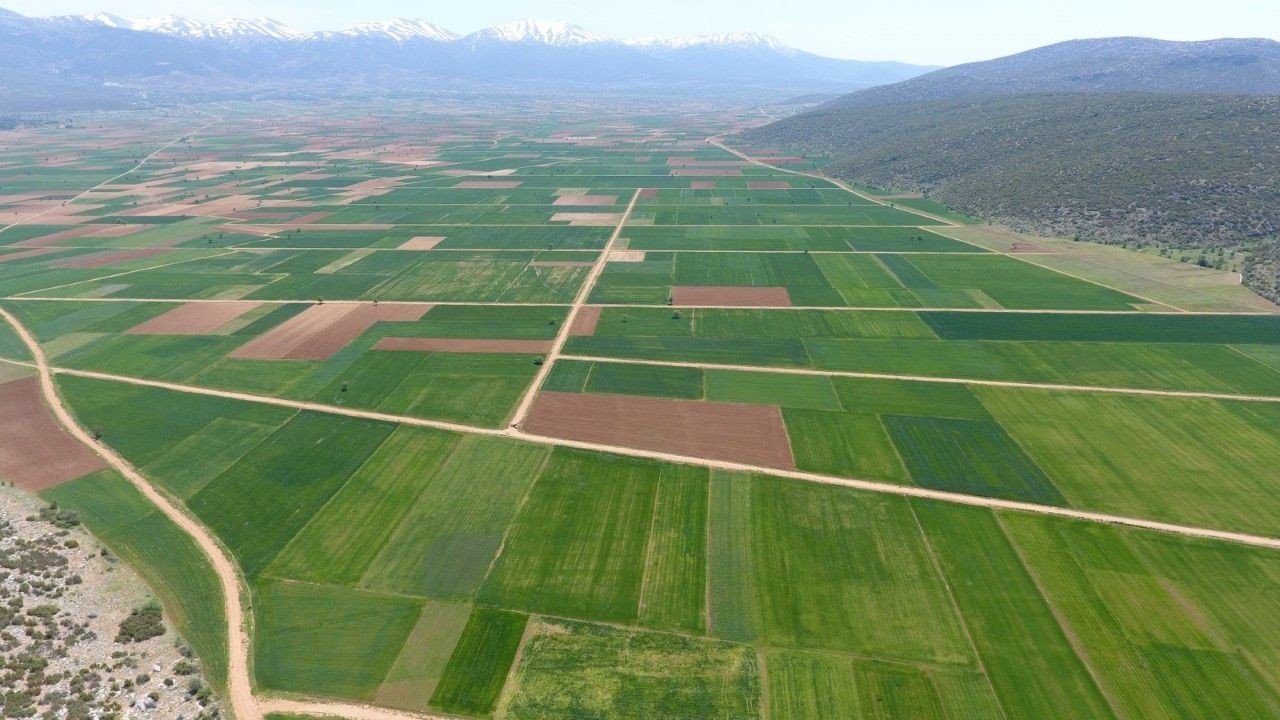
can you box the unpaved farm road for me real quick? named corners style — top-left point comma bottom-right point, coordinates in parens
top-left (707, 137), bottom-right (957, 226)
top-left (509, 188), bottom-right (642, 427)
top-left (558, 354), bottom-right (1280, 405)
top-left (5, 346), bottom-right (1277, 552)
top-left (0, 306), bottom-right (455, 720)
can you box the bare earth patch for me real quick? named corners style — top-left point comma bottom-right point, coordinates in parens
top-left (553, 195), bottom-right (619, 206)
top-left (0, 377), bottom-right (106, 491)
top-left (670, 286), bottom-right (793, 306)
top-left (608, 251), bottom-right (646, 262)
top-left (523, 391), bottom-right (795, 469)
top-left (230, 303), bottom-right (431, 360)
top-left (690, 181), bottom-right (717, 190)
top-left (569, 306), bottom-right (602, 336)
top-left (125, 301), bottom-right (262, 335)
top-left (748, 181), bottom-right (791, 189)
top-left (399, 236), bottom-right (446, 250)
top-left (551, 212), bottom-right (625, 226)
top-left (374, 337), bottom-right (553, 354)
top-left (454, 180), bottom-right (523, 189)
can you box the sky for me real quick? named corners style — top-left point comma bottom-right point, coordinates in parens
top-left (8, 0), bottom-right (1280, 66)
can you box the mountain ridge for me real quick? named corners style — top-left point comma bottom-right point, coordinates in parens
top-left (823, 36), bottom-right (1280, 108)
top-left (62, 12), bottom-right (818, 52)
top-left (740, 36), bottom-right (1280, 300)
top-left (0, 8), bottom-right (937, 109)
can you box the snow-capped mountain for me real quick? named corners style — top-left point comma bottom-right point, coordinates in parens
top-left (78, 13), bottom-right (307, 41)
top-left (325, 19), bottom-right (458, 43)
top-left (464, 19), bottom-right (606, 46)
top-left (75, 11), bottom-right (131, 29)
top-left (6, 8), bottom-right (938, 110)
top-left (65, 13), bottom-right (808, 51)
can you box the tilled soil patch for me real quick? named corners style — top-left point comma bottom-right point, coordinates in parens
top-left (523, 391), bottom-right (794, 469)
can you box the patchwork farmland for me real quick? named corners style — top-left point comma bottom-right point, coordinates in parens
top-left (2, 98), bottom-right (1280, 720)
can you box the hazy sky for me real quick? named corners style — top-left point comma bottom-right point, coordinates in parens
top-left (10, 0), bottom-right (1280, 66)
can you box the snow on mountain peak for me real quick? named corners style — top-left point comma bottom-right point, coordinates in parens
top-left (105, 14), bottom-right (307, 41)
top-left (335, 19), bottom-right (459, 42)
top-left (69, 14), bottom-right (795, 51)
top-left (469, 19), bottom-right (605, 46)
top-left (76, 12), bottom-right (132, 28)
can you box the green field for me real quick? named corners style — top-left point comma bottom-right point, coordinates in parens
top-left (6, 102), bottom-right (1280, 719)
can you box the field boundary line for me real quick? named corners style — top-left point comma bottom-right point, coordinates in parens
top-left (508, 188), bottom-right (643, 427)
top-left (0, 114), bottom-right (222, 235)
top-left (954, 224), bottom-right (1277, 314)
top-left (12, 249), bottom-right (241, 298)
top-left (992, 513), bottom-right (1127, 716)
top-left (36, 363), bottom-right (1280, 552)
top-left (710, 137), bottom-right (1195, 313)
top-left (927, 227), bottom-right (1187, 312)
top-left (707, 138), bottom-right (957, 227)
top-left (559, 354), bottom-right (1280, 404)
top-left (906, 503), bottom-right (1012, 720)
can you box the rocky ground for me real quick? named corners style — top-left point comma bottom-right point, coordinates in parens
top-left (0, 484), bottom-right (222, 720)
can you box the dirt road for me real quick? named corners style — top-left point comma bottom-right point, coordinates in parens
top-left (13, 356), bottom-right (1276, 552)
top-left (0, 306), bottom-right (260, 720)
top-left (508, 188), bottom-right (642, 427)
top-left (558, 353), bottom-right (1280, 405)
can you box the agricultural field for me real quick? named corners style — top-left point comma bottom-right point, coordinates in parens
top-left (1, 98), bottom-right (1279, 720)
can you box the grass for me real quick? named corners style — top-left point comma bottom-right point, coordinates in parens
top-left (706, 471), bottom-right (759, 643)
top-left (1003, 513), bottom-right (1280, 719)
top-left (885, 415), bottom-right (1067, 505)
top-left (375, 600), bottom-right (473, 713)
top-left (705, 370), bottom-right (842, 410)
top-left (58, 376), bottom-right (295, 468)
top-left (479, 449), bottom-right (658, 623)
top-left (638, 464), bottom-right (709, 634)
top-left (913, 500), bottom-right (1115, 719)
top-left (265, 426), bottom-right (460, 585)
top-left (188, 412), bottom-right (396, 577)
top-left (362, 435), bottom-right (548, 599)
top-left (503, 619), bottom-right (760, 720)
top-left (765, 650), bottom-right (995, 720)
top-left (583, 360), bottom-right (704, 399)
top-left (923, 311), bottom-right (1280, 344)
top-left (977, 388), bottom-right (1280, 535)
top-left (430, 607), bottom-right (528, 716)
top-left (746, 475), bottom-right (974, 665)
top-left (253, 578), bottom-right (422, 701)
top-left (783, 408), bottom-right (908, 482)
top-left (140, 417), bottom-right (282, 498)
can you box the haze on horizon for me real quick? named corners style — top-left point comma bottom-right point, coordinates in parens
top-left (6, 0), bottom-right (1279, 66)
